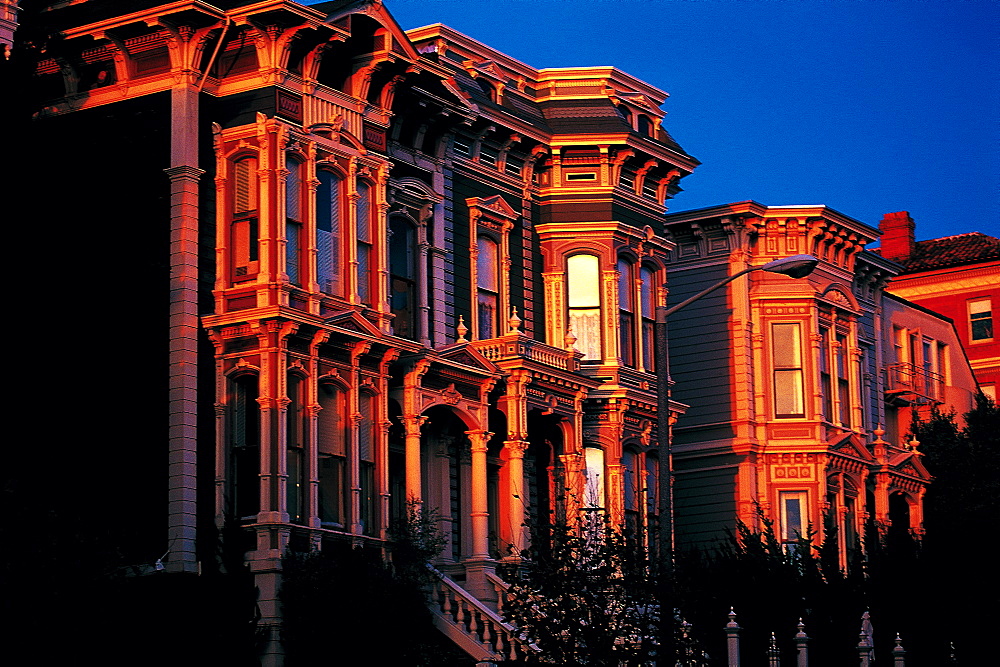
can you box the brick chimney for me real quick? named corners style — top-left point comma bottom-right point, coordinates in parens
top-left (880, 211), bottom-right (916, 262)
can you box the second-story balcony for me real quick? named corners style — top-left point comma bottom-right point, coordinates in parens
top-left (884, 362), bottom-right (943, 406)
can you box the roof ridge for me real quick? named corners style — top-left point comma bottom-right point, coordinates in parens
top-left (917, 231), bottom-right (996, 243)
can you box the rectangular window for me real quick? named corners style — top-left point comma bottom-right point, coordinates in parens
top-left (453, 137), bottom-right (471, 157)
top-left (584, 447), bottom-right (605, 510)
top-left (286, 221), bottom-right (301, 286)
top-left (836, 334), bottom-right (850, 426)
top-left (356, 181), bottom-right (373, 304)
top-left (316, 172), bottom-right (341, 295)
top-left (318, 383), bottom-right (347, 528)
top-left (568, 254), bottom-right (602, 361)
top-left (358, 393), bottom-right (377, 536)
top-left (479, 145), bottom-right (498, 167)
top-left (780, 491), bottom-right (808, 545)
top-left (772, 323), bottom-right (805, 418)
top-left (566, 172), bottom-right (597, 181)
top-left (970, 298), bottom-right (993, 341)
top-left (505, 156), bottom-right (523, 177)
top-left (819, 327), bottom-right (832, 421)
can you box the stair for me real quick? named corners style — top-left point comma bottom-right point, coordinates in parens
top-left (425, 565), bottom-right (535, 662)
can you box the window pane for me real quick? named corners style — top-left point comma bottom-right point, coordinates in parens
top-left (570, 308), bottom-right (602, 360)
top-left (584, 447), bottom-right (605, 509)
top-left (567, 254), bottom-right (600, 307)
top-left (772, 323), bottom-right (801, 368)
top-left (640, 267), bottom-right (654, 318)
top-left (316, 172), bottom-right (341, 295)
top-left (286, 221), bottom-right (301, 286)
top-left (356, 181), bottom-right (371, 242)
top-left (971, 298), bottom-right (993, 340)
top-left (234, 158), bottom-right (257, 213)
top-left (478, 291), bottom-right (497, 339)
top-left (775, 369), bottom-right (804, 417)
top-left (618, 259), bottom-right (633, 311)
top-left (478, 237), bottom-right (499, 291)
top-left (285, 159), bottom-right (301, 221)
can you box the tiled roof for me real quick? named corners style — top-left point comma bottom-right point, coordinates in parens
top-left (894, 232), bottom-right (1000, 273)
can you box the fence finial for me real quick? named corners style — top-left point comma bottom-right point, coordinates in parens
top-left (795, 618), bottom-right (809, 667)
top-left (725, 608), bottom-right (741, 667)
top-left (768, 632), bottom-right (781, 667)
top-left (892, 633), bottom-right (906, 667)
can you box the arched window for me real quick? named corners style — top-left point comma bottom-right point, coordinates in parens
top-left (231, 156), bottom-right (259, 282)
top-left (567, 254), bottom-right (602, 360)
top-left (317, 382), bottom-right (348, 528)
top-left (356, 181), bottom-right (373, 305)
top-left (316, 170), bottom-right (342, 296)
top-left (389, 217), bottom-right (417, 339)
top-left (285, 158), bottom-right (303, 286)
top-left (640, 266), bottom-right (656, 372)
top-left (617, 104), bottom-right (633, 127)
top-left (230, 374), bottom-right (259, 521)
top-left (478, 236), bottom-right (500, 339)
top-left (618, 259), bottom-right (636, 367)
top-left (286, 373), bottom-right (306, 524)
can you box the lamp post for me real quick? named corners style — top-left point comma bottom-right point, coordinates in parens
top-left (655, 253), bottom-right (818, 661)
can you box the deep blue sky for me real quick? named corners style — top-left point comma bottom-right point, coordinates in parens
top-left (311, 0), bottom-right (1000, 242)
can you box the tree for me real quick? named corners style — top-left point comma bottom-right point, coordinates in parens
top-left (499, 515), bottom-right (706, 666)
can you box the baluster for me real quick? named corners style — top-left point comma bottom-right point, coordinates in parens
top-left (482, 617), bottom-right (495, 649)
top-left (767, 632), bottom-right (781, 667)
top-left (441, 586), bottom-right (452, 617)
top-left (892, 634), bottom-right (905, 667)
top-left (468, 607), bottom-right (480, 639)
top-left (726, 608), bottom-right (741, 667)
top-left (795, 619), bottom-right (809, 667)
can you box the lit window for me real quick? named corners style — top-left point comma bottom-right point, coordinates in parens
top-left (390, 217), bottom-right (417, 339)
top-left (317, 382), bottom-right (347, 528)
top-left (567, 254), bottom-right (602, 360)
top-left (231, 157), bottom-right (259, 282)
top-left (477, 236), bottom-right (500, 339)
top-left (356, 181), bottom-right (373, 305)
top-left (316, 170), bottom-right (342, 295)
top-left (772, 323), bottom-right (804, 418)
top-left (970, 298), bottom-right (993, 341)
top-left (584, 446), bottom-right (605, 510)
top-left (779, 491), bottom-right (808, 545)
top-left (285, 158), bottom-right (303, 286)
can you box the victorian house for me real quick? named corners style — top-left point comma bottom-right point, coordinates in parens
top-left (19, 0), bottom-right (697, 662)
top-left (662, 203), bottom-right (978, 564)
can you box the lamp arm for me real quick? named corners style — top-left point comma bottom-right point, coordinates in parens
top-left (663, 266), bottom-right (758, 317)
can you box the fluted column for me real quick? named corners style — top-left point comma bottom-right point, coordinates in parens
top-left (403, 415), bottom-right (427, 503)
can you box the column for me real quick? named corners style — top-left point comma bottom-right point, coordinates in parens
top-left (403, 415), bottom-right (427, 503)
top-left (465, 429), bottom-right (496, 603)
top-left (500, 440), bottom-right (528, 558)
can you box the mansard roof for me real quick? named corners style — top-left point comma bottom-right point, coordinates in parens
top-left (890, 232), bottom-right (1000, 273)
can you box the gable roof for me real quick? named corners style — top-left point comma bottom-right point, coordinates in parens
top-left (889, 232), bottom-right (1000, 273)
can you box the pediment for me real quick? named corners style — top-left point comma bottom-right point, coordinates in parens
top-left (321, 0), bottom-right (422, 62)
top-left (437, 342), bottom-right (500, 374)
top-left (322, 310), bottom-right (383, 338)
top-left (889, 451), bottom-right (932, 481)
top-left (828, 432), bottom-right (875, 462)
top-left (467, 195), bottom-right (518, 221)
top-left (464, 59), bottom-right (505, 82)
top-left (613, 90), bottom-right (660, 115)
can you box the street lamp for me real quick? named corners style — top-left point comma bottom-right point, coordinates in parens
top-left (654, 254), bottom-right (818, 660)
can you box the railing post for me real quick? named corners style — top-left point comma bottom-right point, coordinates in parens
top-left (795, 618), bottom-right (809, 667)
top-left (725, 608), bottom-right (741, 667)
top-left (892, 633), bottom-right (905, 666)
top-left (768, 632), bottom-right (781, 667)
top-left (857, 629), bottom-right (872, 667)
top-left (858, 611), bottom-right (873, 667)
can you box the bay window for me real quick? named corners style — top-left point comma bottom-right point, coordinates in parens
top-left (316, 170), bottom-right (343, 296)
top-left (285, 158), bottom-right (303, 286)
top-left (317, 382), bottom-right (348, 528)
top-left (356, 180), bottom-right (373, 305)
top-left (618, 259), bottom-right (636, 367)
top-left (389, 216), bottom-right (417, 339)
top-left (231, 157), bottom-right (259, 282)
